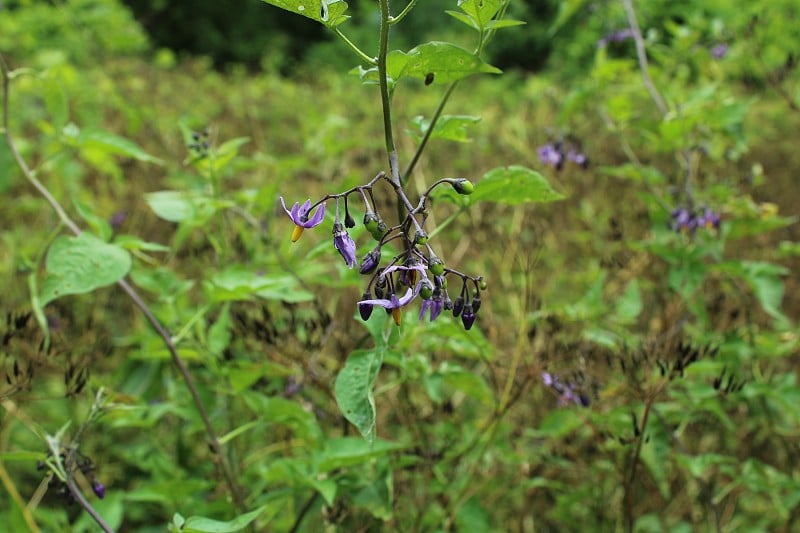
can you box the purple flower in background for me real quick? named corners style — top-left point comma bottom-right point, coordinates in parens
top-left (541, 372), bottom-right (589, 407)
top-left (710, 43), bottom-right (729, 60)
top-left (280, 197), bottom-right (326, 242)
top-left (567, 149), bottom-right (589, 169)
top-left (332, 223), bottom-right (357, 268)
top-left (696, 207), bottom-right (721, 230)
top-left (671, 208), bottom-right (696, 234)
top-left (109, 211), bottom-right (126, 230)
top-left (537, 143), bottom-right (564, 169)
top-left (597, 28), bottom-right (634, 47)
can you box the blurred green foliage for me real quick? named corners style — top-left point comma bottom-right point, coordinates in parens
top-left (1, 0), bottom-right (799, 531)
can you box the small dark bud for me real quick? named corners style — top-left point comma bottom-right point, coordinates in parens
top-left (451, 178), bottom-right (474, 195)
top-left (452, 296), bottom-right (465, 317)
top-left (36, 461), bottom-right (46, 471)
top-left (375, 275), bottom-right (387, 299)
top-left (358, 292), bottom-right (374, 321)
top-left (443, 294), bottom-right (453, 311)
top-left (344, 211), bottom-right (356, 229)
top-left (92, 480), bottom-right (106, 499)
top-left (425, 72), bottom-right (435, 85)
top-left (461, 304), bottom-right (476, 330)
top-left (472, 295), bottom-right (482, 314)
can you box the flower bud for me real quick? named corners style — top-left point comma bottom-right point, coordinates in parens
top-left (359, 291), bottom-right (374, 321)
top-left (428, 256), bottom-right (445, 277)
top-left (461, 304), bottom-right (476, 330)
top-left (451, 178), bottom-right (474, 195)
top-left (359, 248), bottom-right (381, 274)
top-left (344, 211), bottom-right (356, 229)
top-left (414, 230), bottom-right (429, 245)
top-left (375, 275), bottom-right (387, 299)
top-left (452, 295), bottom-right (464, 317)
top-left (92, 480), bottom-right (106, 499)
top-left (472, 294), bottom-right (482, 313)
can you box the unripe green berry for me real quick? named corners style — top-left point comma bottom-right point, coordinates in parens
top-left (414, 230), bottom-right (429, 245)
top-left (428, 256), bottom-right (445, 277)
top-left (452, 178), bottom-right (474, 195)
top-left (420, 282), bottom-right (434, 300)
top-left (479, 279), bottom-right (487, 291)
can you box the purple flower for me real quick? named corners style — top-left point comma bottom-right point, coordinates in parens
top-left (541, 372), bottom-right (588, 407)
top-left (280, 197), bottom-right (326, 242)
top-left (418, 293), bottom-right (444, 322)
top-left (332, 223), bottom-right (357, 268)
top-left (671, 208), bottom-right (696, 234)
top-left (537, 143), bottom-right (564, 169)
top-left (710, 43), bottom-right (728, 60)
top-left (567, 149), bottom-right (589, 169)
top-left (696, 207), bottom-right (721, 230)
top-left (597, 28), bottom-right (634, 47)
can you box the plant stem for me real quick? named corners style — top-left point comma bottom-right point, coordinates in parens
top-left (378, 0), bottom-right (400, 185)
top-left (1, 54), bottom-right (246, 514)
top-left (334, 28), bottom-right (376, 65)
top-left (404, 82), bottom-right (457, 182)
top-left (622, 0), bottom-right (668, 116)
top-left (66, 477), bottom-right (115, 533)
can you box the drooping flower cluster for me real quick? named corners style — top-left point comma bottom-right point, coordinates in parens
top-left (597, 28), bottom-right (634, 48)
top-left (280, 173), bottom-right (485, 329)
top-left (670, 206), bottom-right (721, 234)
top-left (542, 371), bottom-right (590, 407)
top-left (537, 141), bottom-right (589, 171)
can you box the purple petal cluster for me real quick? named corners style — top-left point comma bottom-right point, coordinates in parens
top-left (537, 142), bottom-right (589, 171)
top-left (542, 372), bottom-right (590, 407)
top-left (671, 206), bottom-right (721, 234)
top-left (597, 28), bottom-right (634, 47)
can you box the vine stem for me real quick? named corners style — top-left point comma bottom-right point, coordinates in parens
top-left (378, 0), bottom-right (400, 185)
top-left (66, 477), bottom-right (115, 533)
top-left (1, 54), bottom-right (246, 515)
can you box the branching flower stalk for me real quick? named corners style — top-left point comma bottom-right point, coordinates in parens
top-left (0, 54), bottom-right (246, 515)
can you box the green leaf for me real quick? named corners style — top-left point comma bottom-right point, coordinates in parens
top-left (614, 280), bottom-right (642, 324)
top-left (409, 115), bottom-right (481, 143)
top-left (737, 261), bottom-right (788, 321)
top-left (73, 197), bottom-right (113, 241)
top-left (40, 233), bottom-right (132, 305)
top-left (456, 0), bottom-right (501, 29)
top-left (471, 165), bottom-right (565, 205)
top-left (79, 130), bottom-right (163, 164)
top-left (401, 42), bottom-right (501, 84)
top-left (335, 348), bottom-right (384, 441)
top-left (259, 0), bottom-right (349, 27)
top-left (204, 267), bottom-right (314, 303)
top-left (181, 506), bottom-right (265, 533)
top-left (207, 303), bottom-right (232, 357)
top-left (145, 190), bottom-right (231, 224)
top-left (316, 437), bottom-right (407, 472)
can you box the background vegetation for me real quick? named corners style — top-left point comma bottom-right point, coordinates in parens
top-left (1, 0), bottom-right (798, 531)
